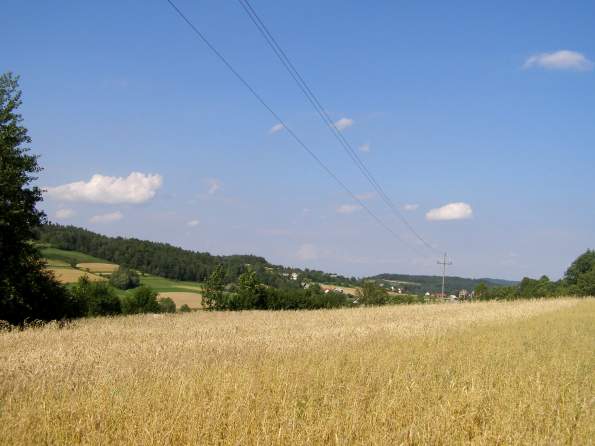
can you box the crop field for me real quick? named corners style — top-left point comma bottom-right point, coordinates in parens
top-left (139, 274), bottom-right (203, 294)
top-left (1, 298), bottom-right (593, 444)
top-left (76, 262), bottom-right (119, 273)
top-left (158, 291), bottom-right (202, 309)
top-left (46, 267), bottom-right (105, 284)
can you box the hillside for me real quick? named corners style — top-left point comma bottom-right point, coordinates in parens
top-left (370, 273), bottom-right (518, 295)
top-left (38, 224), bottom-right (356, 287)
top-left (39, 224), bottom-right (516, 294)
top-left (40, 245), bottom-right (204, 309)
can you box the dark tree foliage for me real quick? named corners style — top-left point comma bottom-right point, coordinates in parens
top-left (71, 277), bottom-right (121, 317)
top-left (121, 286), bottom-right (160, 315)
top-left (355, 281), bottom-right (388, 306)
top-left (203, 270), bottom-right (350, 311)
top-left (109, 267), bottom-right (140, 290)
top-left (264, 285), bottom-right (348, 310)
top-left (235, 270), bottom-right (268, 309)
top-left (179, 304), bottom-right (192, 313)
top-left (0, 73), bottom-right (75, 324)
top-left (202, 264), bottom-right (226, 310)
top-left (564, 250), bottom-right (595, 286)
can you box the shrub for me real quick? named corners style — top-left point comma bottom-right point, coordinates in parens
top-left (355, 282), bottom-right (388, 306)
top-left (109, 267), bottom-right (140, 290)
top-left (179, 304), bottom-right (192, 313)
top-left (158, 297), bottom-right (176, 313)
top-left (121, 286), bottom-right (160, 314)
top-left (264, 285), bottom-right (348, 310)
top-left (71, 277), bottom-right (121, 316)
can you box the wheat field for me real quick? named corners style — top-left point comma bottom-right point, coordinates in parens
top-left (46, 267), bottom-right (106, 284)
top-left (157, 291), bottom-right (203, 309)
top-left (1, 299), bottom-right (593, 445)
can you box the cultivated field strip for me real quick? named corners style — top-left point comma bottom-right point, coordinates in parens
top-left (1, 299), bottom-right (593, 444)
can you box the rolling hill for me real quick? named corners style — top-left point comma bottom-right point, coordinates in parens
top-left (39, 224), bottom-right (516, 294)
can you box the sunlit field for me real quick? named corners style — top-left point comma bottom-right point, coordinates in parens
top-left (1, 299), bottom-right (593, 444)
top-left (46, 267), bottom-right (105, 284)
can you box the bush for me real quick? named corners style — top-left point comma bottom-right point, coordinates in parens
top-left (158, 297), bottom-right (176, 313)
top-left (264, 285), bottom-right (348, 310)
top-left (179, 304), bottom-right (192, 312)
top-left (71, 276), bottom-right (121, 316)
top-left (385, 294), bottom-right (426, 305)
top-left (109, 267), bottom-right (140, 290)
top-left (121, 286), bottom-right (160, 314)
top-left (355, 282), bottom-right (388, 306)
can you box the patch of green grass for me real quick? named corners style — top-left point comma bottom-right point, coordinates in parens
top-left (139, 275), bottom-right (202, 293)
top-left (40, 247), bottom-right (114, 266)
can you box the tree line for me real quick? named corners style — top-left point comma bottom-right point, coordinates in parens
top-left (473, 250), bottom-right (595, 299)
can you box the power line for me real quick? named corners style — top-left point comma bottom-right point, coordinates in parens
top-left (164, 0), bottom-right (425, 255)
top-left (237, 0), bottom-right (440, 256)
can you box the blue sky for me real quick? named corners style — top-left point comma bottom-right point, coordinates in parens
top-left (3, 1), bottom-right (594, 280)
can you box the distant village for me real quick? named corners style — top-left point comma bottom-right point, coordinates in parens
top-left (280, 271), bottom-right (474, 300)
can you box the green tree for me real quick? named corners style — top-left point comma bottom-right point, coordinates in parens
top-left (71, 276), bottom-right (121, 317)
top-left (109, 267), bottom-right (140, 290)
top-left (179, 304), bottom-right (191, 313)
top-left (121, 286), bottom-right (160, 314)
top-left (564, 250), bottom-right (595, 286)
top-left (0, 72), bottom-right (75, 324)
top-left (474, 282), bottom-right (489, 299)
top-left (202, 264), bottom-right (225, 310)
top-left (576, 266), bottom-right (595, 296)
top-left (235, 270), bottom-right (267, 309)
top-left (355, 281), bottom-right (388, 306)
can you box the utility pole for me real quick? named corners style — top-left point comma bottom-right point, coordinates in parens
top-left (437, 252), bottom-right (452, 298)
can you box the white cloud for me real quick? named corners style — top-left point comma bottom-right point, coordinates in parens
top-left (89, 211), bottom-right (123, 224)
top-left (205, 178), bottom-right (222, 195)
top-left (268, 123), bottom-right (284, 134)
top-left (55, 208), bottom-right (76, 220)
top-left (337, 204), bottom-right (362, 214)
top-left (45, 172), bottom-right (162, 204)
top-left (402, 203), bottom-right (419, 211)
top-left (355, 192), bottom-right (376, 200)
top-left (296, 243), bottom-right (318, 261)
top-left (187, 219), bottom-right (200, 227)
top-left (523, 50), bottom-right (593, 71)
top-left (334, 117), bottom-right (354, 131)
top-left (358, 143), bottom-right (371, 153)
top-left (426, 202), bottom-right (473, 221)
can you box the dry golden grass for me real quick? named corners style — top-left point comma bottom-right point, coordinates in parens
top-left (1, 299), bottom-right (593, 445)
top-left (158, 291), bottom-right (202, 309)
top-left (76, 262), bottom-right (119, 273)
top-left (46, 267), bottom-right (106, 284)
